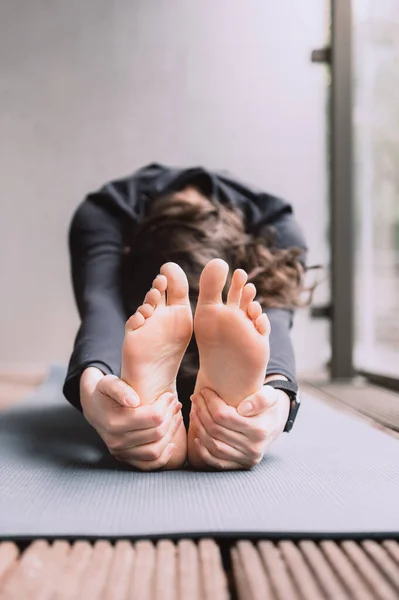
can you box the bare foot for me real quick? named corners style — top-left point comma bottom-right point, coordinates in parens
top-left (194, 258), bottom-right (270, 403)
top-left (188, 258), bottom-right (270, 467)
top-left (121, 262), bottom-right (193, 468)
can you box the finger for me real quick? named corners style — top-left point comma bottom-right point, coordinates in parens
top-left (191, 398), bottom-right (249, 454)
top-left (198, 388), bottom-right (256, 435)
top-left (119, 442), bottom-right (176, 472)
top-left (104, 405), bottom-right (181, 455)
top-left (119, 402), bottom-right (181, 447)
top-left (193, 412), bottom-right (254, 467)
top-left (124, 393), bottom-right (179, 431)
top-left (98, 393), bottom-right (179, 437)
top-left (124, 411), bottom-right (183, 460)
top-left (97, 374), bottom-right (140, 408)
top-left (193, 438), bottom-right (244, 470)
top-left (237, 385), bottom-right (279, 417)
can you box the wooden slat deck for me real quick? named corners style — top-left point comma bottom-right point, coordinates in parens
top-left (0, 539), bottom-right (398, 599)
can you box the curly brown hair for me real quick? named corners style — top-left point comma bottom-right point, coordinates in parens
top-left (123, 187), bottom-right (316, 379)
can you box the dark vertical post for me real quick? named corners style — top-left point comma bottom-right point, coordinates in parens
top-left (330, 0), bottom-right (354, 378)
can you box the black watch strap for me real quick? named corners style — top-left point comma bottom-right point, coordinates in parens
top-left (264, 379), bottom-right (300, 433)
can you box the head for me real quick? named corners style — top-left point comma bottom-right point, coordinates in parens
top-left (124, 186), bottom-right (313, 378)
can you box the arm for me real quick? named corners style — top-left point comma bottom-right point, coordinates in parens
top-left (63, 199), bottom-right (128, 411)
top-left (264, 308), bottom-right (296, 383)
top-left (258, 210), bottom-right (308, 384)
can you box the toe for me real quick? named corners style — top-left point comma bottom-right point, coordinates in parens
top-left (255, 313), bottom-right (271, 336)
top-left (227, 269), bottom-right (248, 306)
top-left (240, 283), bottom-right (257, 311)
top-left (126, 311), bottom-right (146, 331)
top-left (197, 258), bottom-right (229, 305)
top-left (247, 301), bottom-right (263, 321)
top-left (137, 303), bottom-right (154, 319)
top-left (152, 274), bottom-right (167, 306)
top-left (152, 274), bottom-right (167, 294)
top-left (160, 262), bottom-right (190, 306)
top-left (144, 287), bottom-right (162, 307)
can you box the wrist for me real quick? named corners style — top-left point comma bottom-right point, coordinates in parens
top-left (274, 388), bottom-right (291, 410)
top-left (263, 375), bottom-right (292, 419)
top-left (263, 377), bottom-right (300, 432)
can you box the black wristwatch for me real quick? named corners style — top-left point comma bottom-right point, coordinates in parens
top-left (264, 379), bottom-right (300, 432)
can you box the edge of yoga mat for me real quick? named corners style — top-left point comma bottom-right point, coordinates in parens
top-left (1, 365), bottom-right (399, 540)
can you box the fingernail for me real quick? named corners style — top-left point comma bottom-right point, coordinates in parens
top-left (239, 401), bottom-right (253, 416)
top-left (124, 394), bottom-right (139, 407)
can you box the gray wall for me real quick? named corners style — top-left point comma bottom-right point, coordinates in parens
top-left (0, 0), bottom-right (329, 373)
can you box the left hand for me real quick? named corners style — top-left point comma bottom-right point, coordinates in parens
top-left (189, 385), bottom-right (291, 469)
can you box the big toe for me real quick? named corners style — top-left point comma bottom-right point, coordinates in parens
top-left (198, 258), bottom-right (229, 304)
top-left (160, 262), bottom-right (190, 306)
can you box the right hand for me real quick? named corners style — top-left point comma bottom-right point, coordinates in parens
top-left (80, 367), bottom-right (183, 470)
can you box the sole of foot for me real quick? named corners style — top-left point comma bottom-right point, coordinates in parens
top-left (121, 262), bottom-right (193, 469)
top-left (188, 258), bottom-right (271, 468)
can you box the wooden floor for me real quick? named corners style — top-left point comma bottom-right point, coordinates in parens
top-left (302, 378), bottom-right (399, 436)
top-left (1, 368), bottom-right (399, 599)
top-left (0, 366), bottom-right (47, 409)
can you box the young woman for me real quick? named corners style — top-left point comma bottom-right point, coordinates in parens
top-left (63, 163), bottom-right (309, 471)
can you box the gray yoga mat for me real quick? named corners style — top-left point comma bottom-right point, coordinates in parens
top-left (1, 365), bottom-right (398, 539)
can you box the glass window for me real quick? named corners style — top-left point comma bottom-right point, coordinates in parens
top-left (353, 0), bottom-right (399, 378)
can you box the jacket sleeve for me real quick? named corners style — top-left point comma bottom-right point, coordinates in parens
top-left (63, 198), bottom-right (128, 411)
top-left (258, 211), bottom-right (308, 383)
